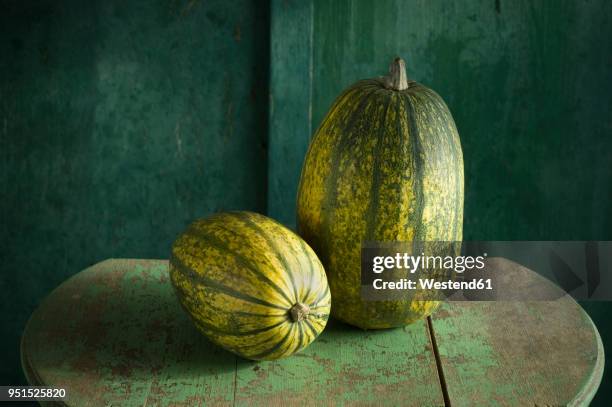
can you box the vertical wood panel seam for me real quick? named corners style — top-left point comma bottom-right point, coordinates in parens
top-left (427, 316), bottom-right (451, 407)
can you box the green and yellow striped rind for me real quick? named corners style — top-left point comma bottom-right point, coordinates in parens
top-left (169, 211), bottom-right (331, 360)
top-left (297, 78), bottom-right (463, 329)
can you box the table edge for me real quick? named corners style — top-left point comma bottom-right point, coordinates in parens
top-left (568, 309), bottom-right (605, 406)
top-left (20, 259), bottom-right (163, 407)
top-left (21, 258), bottom-right (607, 406)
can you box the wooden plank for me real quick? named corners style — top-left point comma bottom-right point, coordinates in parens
top-left (21, 259), bottom-right (236, 406)
top-left (268, 0), bottom-right (314, 228)
top-left (22, 259), bottom-right (443, 406)
top-left (235, 319), bottom-right (444, 406)
top-left (430, 258), bottom-right (604, 406)
top-left (22, 258), bottom-right (603, 405)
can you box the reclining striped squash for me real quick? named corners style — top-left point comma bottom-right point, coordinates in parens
top-left (297, 57), bottom-right (464, 329)
top-left (170, 211), bottom-right (331, 360)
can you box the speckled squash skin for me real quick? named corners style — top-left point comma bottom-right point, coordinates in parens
top-left (170, 211), bottom-right (331, 360)
top-left (297, 61), bottom-right (463, 329)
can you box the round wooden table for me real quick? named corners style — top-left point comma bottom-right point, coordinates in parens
top-left (22, 258), bottom-right (603, 406)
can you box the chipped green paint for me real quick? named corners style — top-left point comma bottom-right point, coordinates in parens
top-left (22, 258), bottom-right (602, 406)
top-left (433, 307), bottom-right (498, 379)
top-left (430, 258), bottom-right (604, 406)
top-left (296, 59), bottom-right (463, 329)
top-left (235, 320), bottom-right (443, 406)
top-left (21, 259), bottom-right (443, 406)
top-left (22, 260), bottom-right (236, 406)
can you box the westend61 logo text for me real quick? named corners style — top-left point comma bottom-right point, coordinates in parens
top-left (369, 252), bottom-right (492, 292)
top-left (363, 241), bottom-right (612, 301)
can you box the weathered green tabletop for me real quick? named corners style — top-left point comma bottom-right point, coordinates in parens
top-left (21, 259), bottom-right (603, 406)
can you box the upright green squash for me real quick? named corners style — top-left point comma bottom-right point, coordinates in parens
top-left (170, 211), bottom-right (331, 360)
top-left (297, 58), bottom-right (463, 329)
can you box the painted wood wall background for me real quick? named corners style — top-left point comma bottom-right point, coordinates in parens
top-left (0, 0), bottom-right (270, 388)
top-left (2, 0), bottom-right (611, 403)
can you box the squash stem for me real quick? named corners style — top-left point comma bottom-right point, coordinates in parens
top-left (289, 302), bottom-right (310, 322)
top-left (384, 57), bottom-right (409, 91)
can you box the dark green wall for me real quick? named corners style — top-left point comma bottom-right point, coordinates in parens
top-left (311, 0), bottom-right (612, 243)
top-left (0, 0), bottom-right (269, 386)
top-left (2, 0), bottom-right (612, 403)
